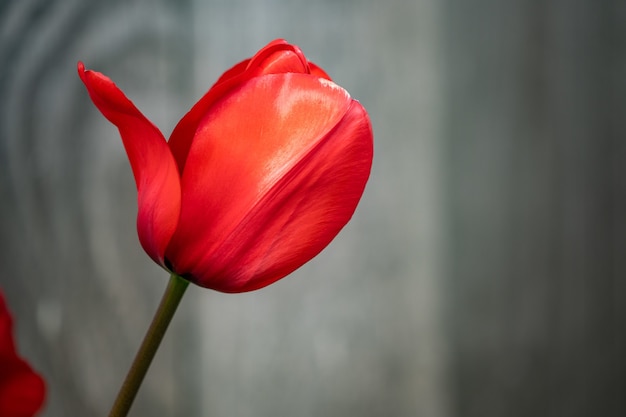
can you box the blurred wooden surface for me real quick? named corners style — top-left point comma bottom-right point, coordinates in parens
top-left (0, 1), bottom-right (199, 416)
top-left (443, 0), bottom-right (626, 416)
top-left (1, 0), bottom-right (625, 416)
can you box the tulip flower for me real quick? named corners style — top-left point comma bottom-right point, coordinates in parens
top-left (79, 40), bottom-right (372, 417)
top-left (0, 291), bottom-right (46, 417)
top-left (78, 39), bottom-right (373, 293)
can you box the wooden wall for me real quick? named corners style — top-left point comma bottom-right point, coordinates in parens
top-left (442, 0), bottom-right (626, 415)
top-left (1, 0), bottom-right (624, 416)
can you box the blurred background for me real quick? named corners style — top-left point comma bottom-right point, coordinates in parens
top-left (1, 0), bottom-right (624, 416)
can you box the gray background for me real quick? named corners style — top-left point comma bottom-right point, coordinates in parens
top-left (1, 0), bottom-right (624, 416)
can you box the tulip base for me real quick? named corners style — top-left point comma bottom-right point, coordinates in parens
top-left (108, 273), bottom-right (189, 417)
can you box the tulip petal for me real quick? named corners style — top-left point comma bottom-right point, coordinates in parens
top-left (77, 63), bottom-right (181, 265)
top-left (0, 362), bottom-right (46, 417)
top-left (211, 39), bottom-right (310, 86)
top-left (166, 73), bottom-right (373, 291)
top-left (168, 39), bottom-right (317, 173)
top-left (0, 292), bottom-right (46, 417)
top-left (308, 62), bottom-right (332, 80)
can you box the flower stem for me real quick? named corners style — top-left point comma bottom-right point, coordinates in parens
top-left (108, 273), bottom-right (190, 417)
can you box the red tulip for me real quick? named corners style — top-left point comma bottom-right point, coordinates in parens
top-left (78, 39), bottom-right (373, 292)
top-left (0, 291), bottom-right (46, 417)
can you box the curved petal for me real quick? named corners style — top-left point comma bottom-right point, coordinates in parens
top-left (166, 74), bottom-right (373, 291)
top-left (167, 39), bottom-right (315, 173)
top-left (210, 39), bottom-right (303, 86)
top-left (308, 61), bottom-right (332, 80)
top-left (77, 63), bottom-right (181, 265)
top-left (244, 40), bottom-right (308, 76)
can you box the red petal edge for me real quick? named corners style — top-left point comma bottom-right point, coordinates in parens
top-left (77, 62), bottom-right (181, 266)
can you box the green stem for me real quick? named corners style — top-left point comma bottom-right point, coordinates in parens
top-left (108, 273), bottom-right (190, 417)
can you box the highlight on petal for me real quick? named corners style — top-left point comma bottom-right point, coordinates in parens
top-left (77, 63), bottom-right (181, 265)
top-left (166, 73), bottom-right (373, 291)
top-left (0, 292), bottom-right (46, 417)
top-left (168, 39), bottom-right (320, 173)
